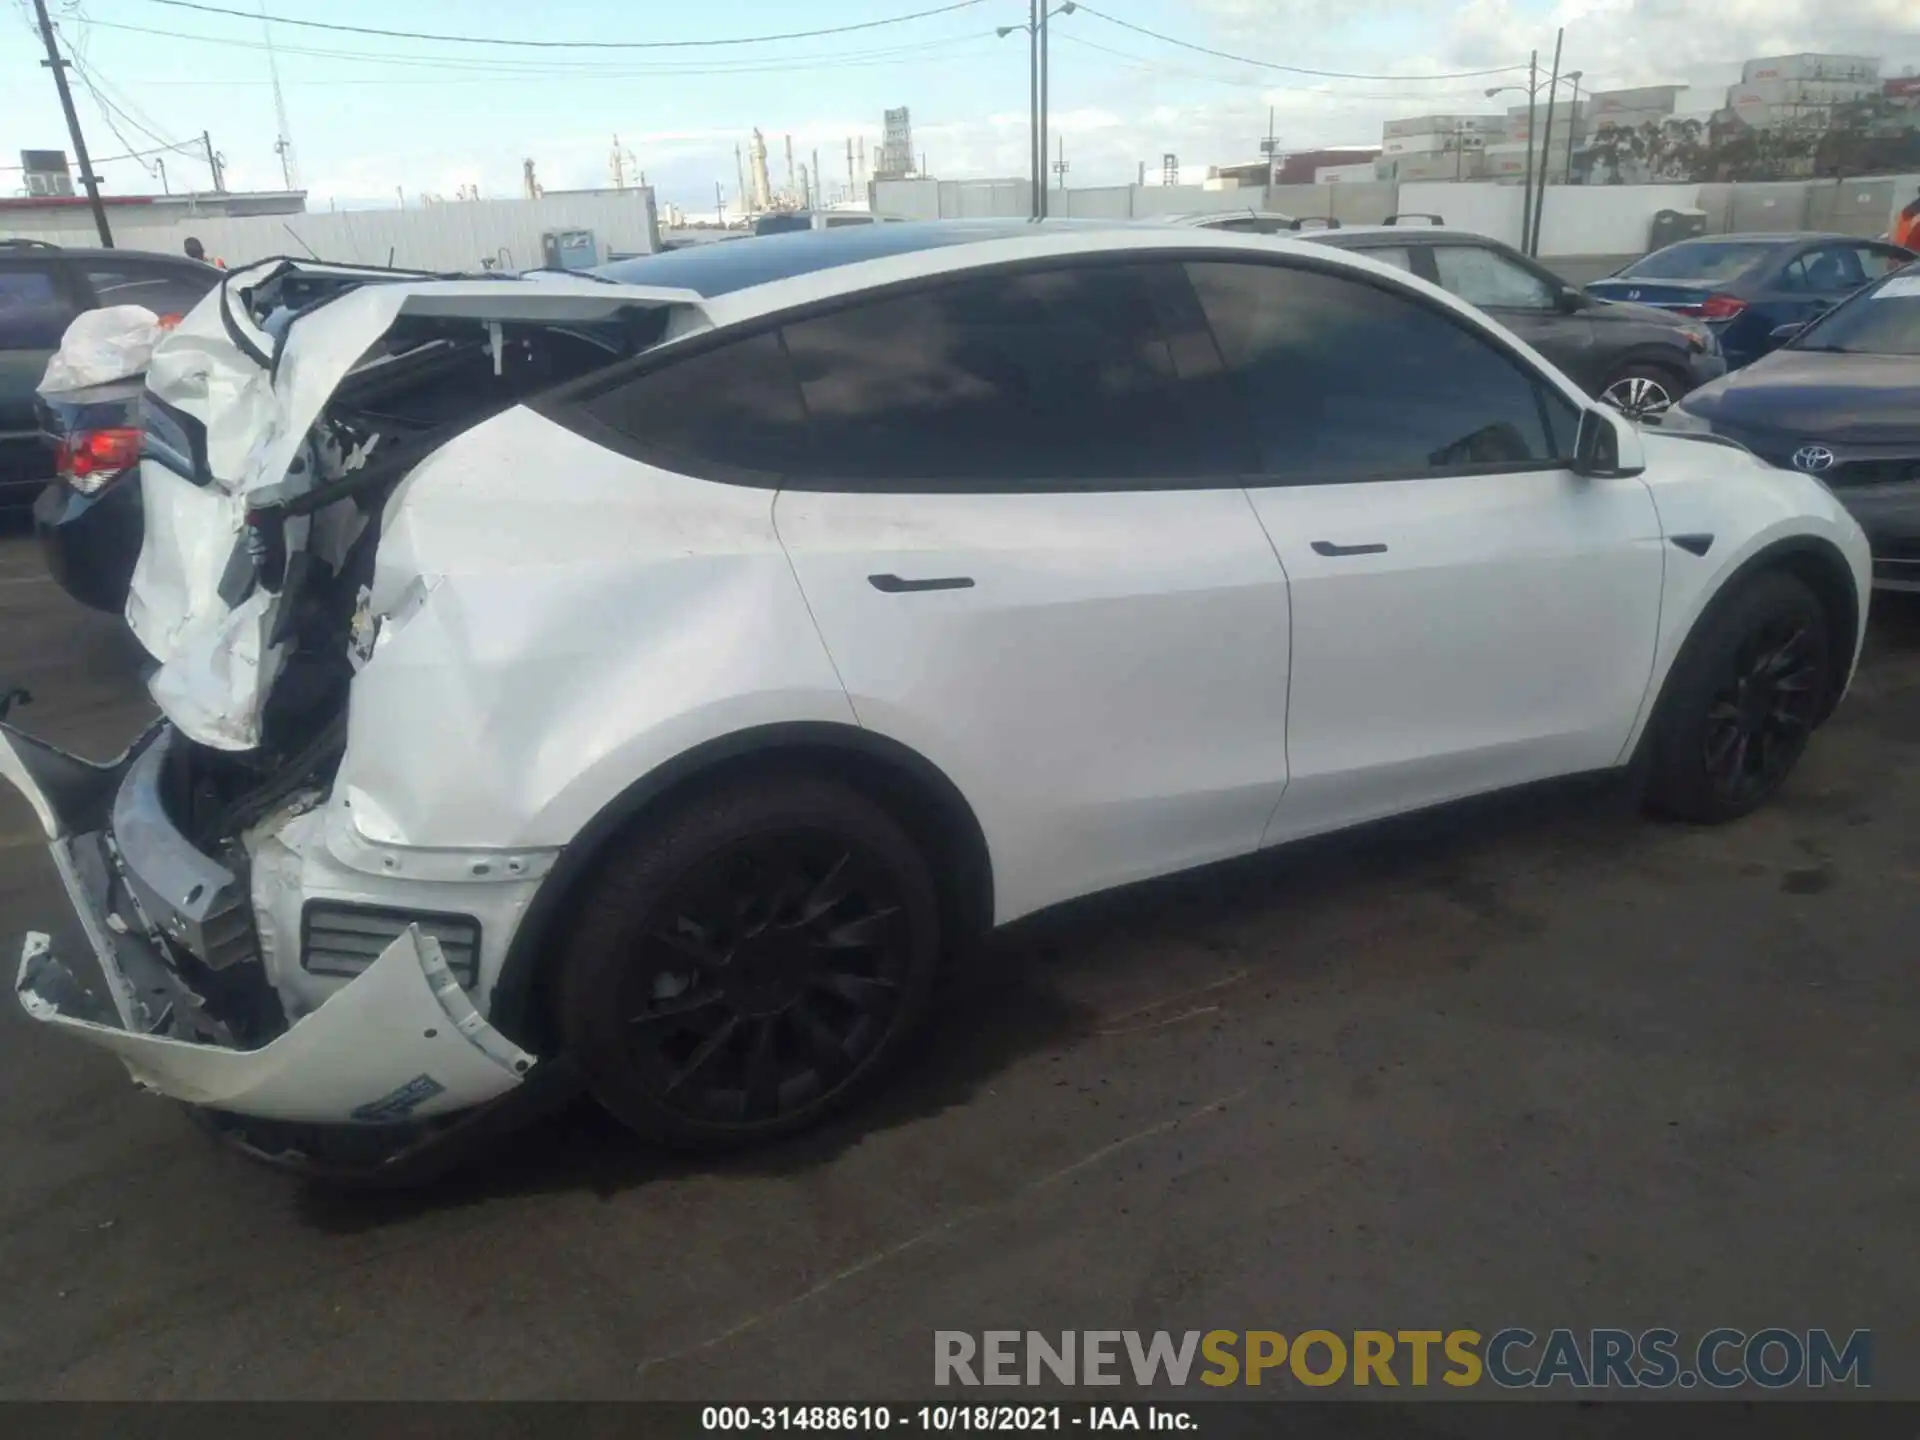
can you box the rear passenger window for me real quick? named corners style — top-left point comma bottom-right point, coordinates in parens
top-left (1432, 246), bottom-right (1557, 309)
top-left (1187, 259), bottom-right (1577, 482)
top-left (84, 264), bottom-right (217, 321)
top-left (779, 263), bottom-right (1218, 487)
top-left (576, 329), bottom-right (809, 479)
top-left (0, 267), bottom-right (72, 349)
top-left (1353, 245), bottom-right (1414, 272)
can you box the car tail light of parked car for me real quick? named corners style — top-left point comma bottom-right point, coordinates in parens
top-left (53, 426), bottom-right (142, 493)
top-left (1693, 294), bottom-right (1750, 322)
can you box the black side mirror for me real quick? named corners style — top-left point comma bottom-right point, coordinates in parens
top-left (1574, 407), bottom-right (1646, 478)
top-left (1557, 287), bottom-right (1590, 313)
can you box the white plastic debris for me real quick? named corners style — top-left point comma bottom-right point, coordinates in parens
top-left (38, 305), bottom-right (168, 395)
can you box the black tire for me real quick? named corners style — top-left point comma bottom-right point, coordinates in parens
top-left (1600, 362), bottom-right (1690, 422)
top-left (554, 774), bottom-right (941, 1149)
top-left (1643, 570), bottom-right (1831, 824)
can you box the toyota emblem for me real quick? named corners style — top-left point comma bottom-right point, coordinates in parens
top-left (1791, 445), bottom-right (1836, 473)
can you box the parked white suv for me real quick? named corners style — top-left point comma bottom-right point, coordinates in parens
top-left (1, 224), bottom-right (1871, 1176)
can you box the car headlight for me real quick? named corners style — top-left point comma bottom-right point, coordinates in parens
top-left (1677, 324), bottom-right (1718, 355)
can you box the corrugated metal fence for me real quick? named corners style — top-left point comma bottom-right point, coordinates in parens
top-left (876, 174), bottom-right (1920, 257)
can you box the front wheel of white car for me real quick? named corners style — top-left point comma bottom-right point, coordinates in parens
top-left (1643, 570), bottom-right (1832, 824)
top-left (555, 774), bottom-right (942, 1149)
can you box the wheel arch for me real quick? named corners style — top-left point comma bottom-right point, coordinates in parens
top-left (1632, 532), bottom-right (1860, 773)
top-left (1599, 343), bottom-right (1693, 388)
top-left (486, 721), bottom-right (995, 1052)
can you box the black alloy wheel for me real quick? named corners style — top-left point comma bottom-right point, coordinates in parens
top-left (1644, 570), bottom-right (1831, 824)
top-left (1700, 618), bottom-right (1825, 808)
top-left (625, 834), bottom-right (912, 1124)
top-left (557, 776), bottom-right (940, 1147)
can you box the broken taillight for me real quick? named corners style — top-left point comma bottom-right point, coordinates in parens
top-left (54, 427), bottom-right (143, 496)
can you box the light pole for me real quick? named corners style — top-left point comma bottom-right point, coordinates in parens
top-left (1487, 56), bottom-right (1539, 256)
top-left (1532, 29), bottom-right (1565, 256)
top-left (1564, 70), bottom-right (1585, 184)
top-left (998, 1), bottom-right (1076, 219)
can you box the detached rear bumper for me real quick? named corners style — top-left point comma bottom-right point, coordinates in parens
top-left (1, 721), bottom-right (543, 1134)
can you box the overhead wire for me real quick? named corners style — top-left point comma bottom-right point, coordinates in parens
top-left (0, 138), bottom-right (209, 174)
top-left (1070, 3), bottom-right (1530, 81)
top-left (136, 0), bottom-right (994, 49)
top-left (77, 16), bottom-right (1002, 80)
top-left (1051, 32), bottom-right (1513, 103)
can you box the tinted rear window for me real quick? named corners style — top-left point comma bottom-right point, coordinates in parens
top-left (576, 329), bottom-right (809, 478)
top-left (1618, 241), bottom-right (1778, 282)
top-left (780, 262), bottom-right (1207, 486)
top-left (0, 266), bottom-right (71, 349)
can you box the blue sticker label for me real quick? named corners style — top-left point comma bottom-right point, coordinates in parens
top-left (350, 1073), bottom-right (447, 1124)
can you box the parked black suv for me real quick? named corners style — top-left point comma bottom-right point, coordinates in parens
top-left (1299, 224), bottom-right (1728, 421)
top-left (1, 242), bottom-right (219, 610)
top-left (1, 241), bottom-right (218, 505)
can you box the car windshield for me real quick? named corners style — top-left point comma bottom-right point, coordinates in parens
top-left (1792, 273), bottom-right (1920, 356)
top-left (1617, 241), bottom-right (1777, 282)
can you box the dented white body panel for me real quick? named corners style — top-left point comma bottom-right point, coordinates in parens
top-left (19, 926), bottom-right (532, 1124)
top-left (129, 263), bottom-right (708, 752)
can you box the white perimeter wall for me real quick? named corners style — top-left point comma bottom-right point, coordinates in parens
top-left (0, 191), bottom-right (662, 273)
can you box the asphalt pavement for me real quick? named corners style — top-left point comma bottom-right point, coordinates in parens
top-left (0, 529), bottom-right (1915, 1401)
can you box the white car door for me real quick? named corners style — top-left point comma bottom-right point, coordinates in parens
top-left (767, 260), bottom-right (1295, 923)
top-left (1183, 257), bottom-right (1665, 842)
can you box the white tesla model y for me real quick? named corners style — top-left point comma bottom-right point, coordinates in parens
top-left (0, 223), bottom-right (1870, 1172)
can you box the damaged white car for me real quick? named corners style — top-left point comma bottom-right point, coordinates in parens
top-left (1, 227), bottom-right (1873, 1178)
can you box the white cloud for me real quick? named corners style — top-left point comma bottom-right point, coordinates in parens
top-left (287, 0), bottom-right (1920, 209)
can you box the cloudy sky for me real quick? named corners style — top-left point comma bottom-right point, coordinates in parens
top-left (3, 0), bottom-right (1917, 213)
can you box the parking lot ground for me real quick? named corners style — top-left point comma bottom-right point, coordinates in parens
top-left (0, 530), bottom-right (1915, 1401)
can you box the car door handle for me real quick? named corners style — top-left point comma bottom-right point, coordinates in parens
top-left (867, 573), bottom-right (976, 593)
top-left (1310, 540), bottom-right (1388, 558)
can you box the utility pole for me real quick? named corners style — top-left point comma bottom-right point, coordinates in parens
top-left (31, 0), bottom-right (113, 246)
top-left (715, 180), bottom-right (725, 224)
top-left (1037, 0), bottom-right (1050, 219)
top-left (1520, 51), bottom-right (1537, 259)
top-left (813, 148), bottom-right (822, 207)
top-left (203, 131), bottom-right (225, 192)
top-left (846, 137), bottom-right (856, 204)
top-left (1260, 105), bottom-right (1279, 205)
top-left (261, 2), bottom-right (298, 191)
top-left (1053, 135), bottom-right (1068, 190)
top-left (1532, 29), bottom-right (1564, 257)
top-left (1028, 0), bottom-right (1040, 217)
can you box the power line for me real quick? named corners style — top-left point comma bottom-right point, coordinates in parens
top-left (137, 0), bottom-right (990, 49)
top-left (0, 138), bottom-right (203, 171)
top-left (80, 16), bottom-right (998, 77)
top-left (68, 49), bottom-right (178, 150)
top-left (1072, 3), bottom-right (1529, 81)
top-left (1052, 32), bottom-right (1509, 102)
